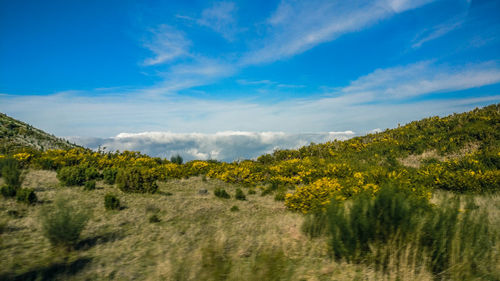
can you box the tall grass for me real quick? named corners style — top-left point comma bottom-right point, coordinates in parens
top-left (308, 185), bottom-right (500, 279)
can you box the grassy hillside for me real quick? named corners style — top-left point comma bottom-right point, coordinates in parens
top-left (1, 172), bottom-right (499, 280)
top-left (0, 113), bottom-right (79, 154)
top-left (1, 104), bottom-right (499, 280)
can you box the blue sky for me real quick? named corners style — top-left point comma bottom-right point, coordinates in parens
top-left (1, 0), bottom-right (500, 160)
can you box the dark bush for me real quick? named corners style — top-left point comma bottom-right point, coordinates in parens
top-left (16, 188), bottom-right (37, 204)
top-left (248, 188), bottom-right (256, 195)
top-left (235, 188), bottom-right (246, 201)
top-left (170, 154), bottom-right (183, 165)
top-left (1, 185), bottom-right (17, 198)
top-left (102, 167), bottom-right (118, 184)
top-left (40, 196), bottom-right (89, 249)
top-left (104, 194), bottom-right (120, 210)
top-left (149, 214), bottom-right (161, 223)
top-left (116, 167), bottom-right (158, 194)
top-left (1, 158), bottom-right (22, 189)
top-left (214, 188), bottom-right (230, 199)
top-left (84, 180), bottom-right (96, 191)
top-left (230, 205), bottom-right (239, 212)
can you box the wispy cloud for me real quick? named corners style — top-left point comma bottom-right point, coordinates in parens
top-left (197, 1), bottom-right (240, 40)
top-left (142, 25), bottom-right (191, 66)
top-left (69, 131), bottom-right (354, 162)
top-left (341, 60), bottom-right (500, 100)
top-left (236, 79), bottom-right (274, 86)
top-left (241, 0), bottom-right (435, 65)
top-left (412, 19), bottom-right (464, 49)
top-left (1, 59), bottom-right (499, 140)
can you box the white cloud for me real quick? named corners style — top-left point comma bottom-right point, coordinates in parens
top-left (236, 79), bottom-right (274, 85)
top-left (341, 60), bottom-right (500, 99)
top-left (197, 1), bottom-right (239, 40)
top-left (69, 131), bottom-right (355, 162)
top-left (1, 60), bottom-right (499, 161)
top-left (241, 0), bottom-right (435, 65)
top-left (412, 19), bottom-right (464, 49)
top-left (143, 25), bottom-right (191, 66)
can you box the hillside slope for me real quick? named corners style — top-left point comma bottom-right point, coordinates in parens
top-left (0, 113), bottom-right (79, 153)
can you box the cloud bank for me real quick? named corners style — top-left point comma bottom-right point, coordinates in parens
top-left (70, 131), bottom-right (355, 162)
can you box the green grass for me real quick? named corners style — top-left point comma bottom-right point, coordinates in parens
top-left (0, 170), bottom-right (499, 280)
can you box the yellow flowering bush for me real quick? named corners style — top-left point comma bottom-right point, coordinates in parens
top-left (285, 178), bottom-right (343, 213)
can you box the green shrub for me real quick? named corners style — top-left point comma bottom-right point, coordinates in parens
top-left (235, 188), bottom-right (246, 201)
top-left (116, 167), bottom-right (158, 193)
top-left (323, 186), bottom-right (499, 279)
top-left (102, 167), bottom-right (118, 185)
top-left (214, 188), bottom-right (230, 199)
top-left (57, 165), bottom-right (101, 187)
top-left (57, 166), bottom-right (86, 186)
top-left (1, 158), bottom-right (22, 189)
top-left (104, 194), bottom-right (120, 210)
top-left (248, 188), bottom-right (256, 195)
top-left (40, 196), bottom-right (90, 249)
top-left (84, 166), bottom-right (100, 181)
top-left (84, 180), bottom-right (96, 191)
top-left (230, 205), bottom-right (239, 212)
top-left (15, 188), bottom-right (37, 204)
top-left (1, 184), bottom-right (17, 198)
top-left (170, 154), bottom-right (183, 165)
top-left (327, 185), bottom-right (430, 261)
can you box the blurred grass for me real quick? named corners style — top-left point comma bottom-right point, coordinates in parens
top-left (0, 170), bottom-right (499, 280)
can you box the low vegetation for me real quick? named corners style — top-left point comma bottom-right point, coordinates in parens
top-left (0, 104), bottom-right (499, 280)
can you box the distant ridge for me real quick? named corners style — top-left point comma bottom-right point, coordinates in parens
top-left (0, 113), bottom-right (80, 154)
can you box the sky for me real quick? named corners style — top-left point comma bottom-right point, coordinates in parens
top-left (1, 0), bottom-right (500, 161)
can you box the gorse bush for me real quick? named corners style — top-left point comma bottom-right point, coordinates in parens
top-left (116, 167), bottom-right (158, 193)
top-left (214, 188), bottom-right (230, 199)
top-left (104, 194), bottom-right (120, 210)
top-left (15, 188), bottom-right (37, 204)
top-left (40, 196), bottom-right (90, 249)
top-left (285, 178), bottom-right (344, 213)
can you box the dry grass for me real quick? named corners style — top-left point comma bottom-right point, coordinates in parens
top-left (1, 170), bottom-right (498, 280)
top-left (399, 142), bottom-right (480, 168)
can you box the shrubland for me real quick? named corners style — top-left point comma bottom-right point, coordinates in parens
top-left (0, 104), bottom-right (499, 280)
